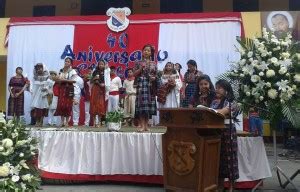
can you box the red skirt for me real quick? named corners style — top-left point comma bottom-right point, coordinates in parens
top-left (54, 83), bottom-right (74, 117)
top-left (32, 108), bottom-right (48, 118)
top-left (90, 84), bottom-right (106, 117)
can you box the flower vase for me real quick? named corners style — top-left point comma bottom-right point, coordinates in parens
top-left (107, 122), bottom-right (121, 131)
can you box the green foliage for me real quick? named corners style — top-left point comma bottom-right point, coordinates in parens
top-left (106, 110), bottom-right (124, 123)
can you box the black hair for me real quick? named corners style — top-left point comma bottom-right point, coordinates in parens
top-left (193, 74), bottom-right (215, 107)
top-left (92, 59), bottom-right (106, 77)
top-left (65, 57), bottom-right (73, 64)
top-left (142, 44), bottom-right (155, 61)
top-left (187, 59), bottom-right (197, 68)
top-left (215, 79), bottom-right (234, 109)
top-left (163, 62), bottom-right (177, 75)
top-left (175, 63), bottom-right (182, 73)
top-left (127, 68), bottom-right (133, 72)
top-left (16, 67), bottom-right (23, 72)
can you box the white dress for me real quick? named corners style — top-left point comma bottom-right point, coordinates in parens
top-left (158, 73), bottom-right (182, 108)
top-left (31, 80), bottom-right (49, 109)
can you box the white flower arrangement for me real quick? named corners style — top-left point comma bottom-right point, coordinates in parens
top-left (0, 112), bottom-right (40, 191)
top-left (228, 28), bottom-right (300, 126)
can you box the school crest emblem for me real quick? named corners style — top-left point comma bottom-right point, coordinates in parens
top-left (106, 7), bottom-right (131, 32)
top-left (168, 140), bottom-right (196, 175)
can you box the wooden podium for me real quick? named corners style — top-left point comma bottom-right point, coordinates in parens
top-left (159, 108), bottom-right (225, 192)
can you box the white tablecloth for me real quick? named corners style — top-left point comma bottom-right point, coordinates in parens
top-left (237, 137), bottom-right (272, 181)
top-left (31, 130), bottom-right (271, 181)
top-left (31, 130), bottom-right (163, 175)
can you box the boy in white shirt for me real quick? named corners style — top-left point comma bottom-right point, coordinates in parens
top-left (72, 68), bottom-right (84, 126)
top-left (107, 66), bottom-right (122, 112)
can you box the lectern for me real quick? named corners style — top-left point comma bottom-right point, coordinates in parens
top-left (159, 108), bottom-right (225, 192)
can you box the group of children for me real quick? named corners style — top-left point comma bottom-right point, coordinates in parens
top-left (7, 57), bottom-right (138, 128)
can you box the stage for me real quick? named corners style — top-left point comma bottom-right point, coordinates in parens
top-left (29, 126), bottom-right (272, 189)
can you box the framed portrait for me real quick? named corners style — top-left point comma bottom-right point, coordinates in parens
top-left (261, 11), bottom-right (299, 40)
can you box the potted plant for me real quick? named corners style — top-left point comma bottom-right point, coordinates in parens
top-left (106, 109), bottom-right (124, 131)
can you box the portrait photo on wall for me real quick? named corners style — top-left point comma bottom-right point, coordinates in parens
top-left (261, 11), bottom-right (300, 40)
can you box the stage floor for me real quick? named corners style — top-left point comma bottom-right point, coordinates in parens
top-left (27, 126), bottom-right (167, 133)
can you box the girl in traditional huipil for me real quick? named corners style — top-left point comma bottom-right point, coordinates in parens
top-left (158, 62), bottom-right (182, 108)
top-left (31, 63), bottom-right (50, 127)
top-left (133, 44), bottom-right (161, 132)
top-left (189, 74), bottom-right (215, 108)
top-left (47, 71), bottom-right (59, 126)
top-left (7, 67), bottom-right (29, 119)
top-left (210, 79), bottom-right (239, 192)
top-left (83, 66), bottom-right (93, 126)
top-left (54, 57), bottom-right (77, 127)
top-left (123, 68), bottom-right (136, 126)
top-left (90, 60), bottom-right (106, 127)
top-left (174, 63), bottom-right (185, 102)
top-left (181, 60), bottom-right (202, 107)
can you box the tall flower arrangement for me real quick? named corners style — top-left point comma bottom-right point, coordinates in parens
top-left (228, 28), bottom-right (300, 127)
top-left (0, 112), bottom-right (41, 191)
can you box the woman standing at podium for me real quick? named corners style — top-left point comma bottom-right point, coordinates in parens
top-left (55, 57), bottom-right (77, 127)
top-left (188, 74), bottom-right (215, 108)
top-left (210, 79), bottom-right (239, 192)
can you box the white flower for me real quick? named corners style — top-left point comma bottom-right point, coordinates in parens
top-left (292, 85), bottom-right (297, 90)
top-left (0, 166), bottom-right (10, 177)
top-left (6, 120), bottom-right (14, 128)
top-left (276, 80), bottom-right (289, 92)
top-left (266, 70), bottom-right (275, 77)
top-left (268, 89), bottom-right (278, 99)
top-left (19, 160), bottom-right (29, 169)
top-left (259, 72), bottom-right (264, 76)
top-left (297, 53), bottom-right (300, 60)
top-left (2, 138), bottom-right (13, 148)
top-left (240, 74), bottom-right (245, 77)
top-left (19, 153), bottom-right (24, 157)
top-left (11, 133), bottom-right (18, 138)
top-left (286, 73), bottom-right (290, 77)
top-left (242, 65), bottom-right (255, 75)
top-left (294, 74), bottom-right (300, 82)
top-left (251, 75), bottom-right (260, 83)
top-left (21, 174), bottom-right (32, 182)
top-left (279, 67), bottom-right (287, 75)
top-left (256, 81), bottom-right (265, 90)
top-left (281, 41), bottom-right (289, 46)
top-left (266, 82), bottom-right (271, 87)
top-left (12, 175), bottom-right (20, 182)
top-left (20, 182), bottom-right (27, 190)
top-left (0, 146), bottom-right (3, 151)
top-left (10, 165), bottom-right (21, 176)
top-left (279, 59), bottom-right (292, 68)
top-left (1, 148), bottom-right (14, 156)
top-left (16, 140), bottom-right (27, 147)
top-left (259, 96), bottom-right (264, 101)
top-left (239, 59), bottom-right (246, 66)
top-left (258, 61), bottom-right (269, 71)
top-left (246, 92), bottom-right (251, 96)
top-left (280, 99), bottom-right (285, 104)
top-left (270, 57), bottom-right (278, 64)
top-left (247, 51), bottom-right (253, 58)
top-left (0, 112), bottom-right (5, 124)
top-left (281, 52), bottom-right (290, 59)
